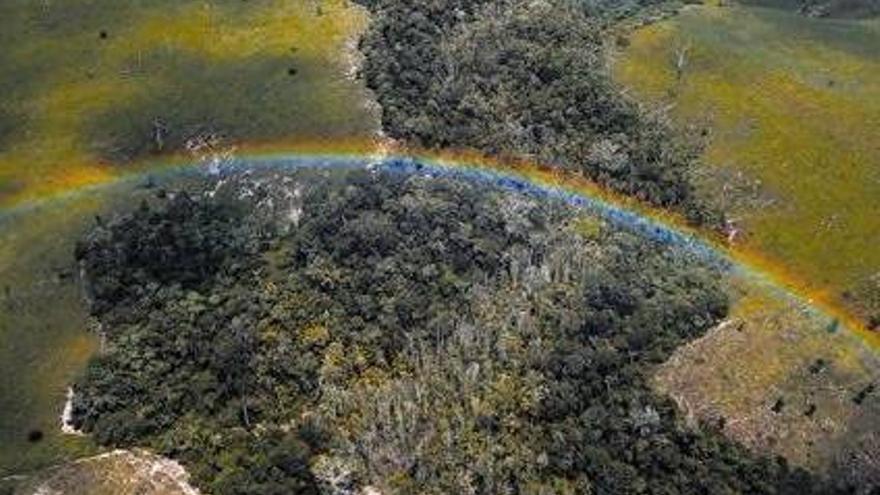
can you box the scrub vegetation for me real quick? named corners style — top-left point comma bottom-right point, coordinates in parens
top-left (655, 276), bottom-right (880, 489)
top-left (67, 168), bottom-right (853, 494)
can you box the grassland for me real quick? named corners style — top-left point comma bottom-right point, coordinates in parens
top-left (617, 3), bottom-right (880, 480)
top-left (0, 0), bottom-right (377, 207)
top-left (615, 2), bottom-right (880, 328)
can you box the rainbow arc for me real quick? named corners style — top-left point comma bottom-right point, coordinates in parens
top-left (3, 137), bottom-right (877, 349)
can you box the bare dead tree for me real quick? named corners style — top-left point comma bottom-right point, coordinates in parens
top-left (675, 42), bottom-right (691, 83)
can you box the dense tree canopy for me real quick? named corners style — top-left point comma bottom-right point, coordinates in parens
top-left (70, 167), bottom-right (850, 494)
top-left (354, 0), bottom-right (718, 224)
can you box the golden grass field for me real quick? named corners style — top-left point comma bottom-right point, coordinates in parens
top-left (615, 2), bottom-right (880, 326)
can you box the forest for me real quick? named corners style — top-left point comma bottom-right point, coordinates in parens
top-left (69, 167), bottom-right (853, 494)
top-left (353, 0), bottom-right (720, 225)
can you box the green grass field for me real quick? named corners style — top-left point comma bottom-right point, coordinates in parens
top-left (615, 2), bottom-right (880, 325)
top-left (0, 0), bottom-right (377, 207)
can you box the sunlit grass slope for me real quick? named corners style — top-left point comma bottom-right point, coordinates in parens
top-left (614, 3), bottom-right (880, 324)
top-left (0, 0), bottom-right (377, 207)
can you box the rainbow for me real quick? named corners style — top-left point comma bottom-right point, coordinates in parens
top-left (2, 138), bottom-right (877, 349)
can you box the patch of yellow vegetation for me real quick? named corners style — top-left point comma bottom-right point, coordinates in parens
top-left (570, 215), bottom-right (604, 239)
top-left (300, 323), bottom-right (331, 346)
top-left (655, 274), bottom-right (880, 471)
top-left (615, 3), bottom-right (880, 326)
top-left (615, 22), bottom-right (677, 98)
